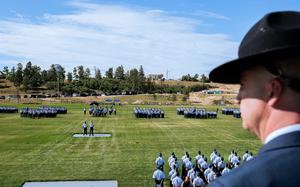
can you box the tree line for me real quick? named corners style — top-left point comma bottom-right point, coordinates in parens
top-left (0, 61), bottom-right (210, 95)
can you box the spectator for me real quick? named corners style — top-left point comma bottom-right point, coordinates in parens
top-left (208, 11), bottom-right (300, 187)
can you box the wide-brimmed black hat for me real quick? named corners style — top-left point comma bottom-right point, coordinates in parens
top-left (209, 11), bottom-right (300, 84)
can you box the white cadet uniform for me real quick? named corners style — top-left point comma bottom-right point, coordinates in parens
top-left (187, 169), bottom-right (196, 182)
top-left (217, 161), bottom-right (225, 170)
top-left (228, 153), bottom-right (234, 162)
top-left (182, 154), bottom-right (188, 161)
top-left (210, 151), bottom-right (217, 161)
top-left (172, 176), bottom-right (183, 187)
top-left (195, 154), bottom-right (202, 163)
top-left (182, 157), bottom-right (190, 167)
top-left (193, 176), bottom-right (204, 187)
top-left (153, 169), bottom-right (165, 184)
top-left (168, 155), bottom-right (175, 163)
top-left (169, 157), bottom-right (175, 168)
top-left (174, 161), bottom-right (180, 170)
top-left (211, 154), bottom-right (218, 163)
top-left (170, 171), bottom-right (177, 181)
top-left (246, 155), bottom-right (254, 161)
top-left (156, 156), bottom-right (165, 168)
top-left (242, 153), bottom-right (250, 161)
top-left (207, 171), bottom-right (216, 183)
top-left (197, 157), bottom-right (205, 166)
top-left (204, 168), bottom-right (212, 179)
top-left (230, 155), bottom-right (239, 165)
top-left (200, 161), bottom-right (209, 171)
top-left (83, 122), bottom-right (87, 128)
top-left (213, 156), bottom-right (221, 165)
top-left (221, 167), bottom-right (231, 176)
top-left (169, 168), bottom-right (176, 179)
top-left (185, 160), bottom-right (193, 170)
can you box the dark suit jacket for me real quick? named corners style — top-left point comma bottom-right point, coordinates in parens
top-left (208, 131), bottom-right (300, 187)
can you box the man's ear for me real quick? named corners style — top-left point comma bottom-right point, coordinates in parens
top-left (267, 78), bottom-right (283, 106)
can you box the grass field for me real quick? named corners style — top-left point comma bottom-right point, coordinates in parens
top-left (0, 103), bottom-right (261, 187)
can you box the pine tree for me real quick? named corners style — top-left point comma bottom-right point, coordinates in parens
top-left (114, 65), bottom-right (125, 80)
top-left (95, 68), bottom-right (102, 80)
top-left (106, 67), bottom-right (113, 79)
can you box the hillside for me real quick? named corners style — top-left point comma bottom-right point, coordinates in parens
top-left (0, 79), bottom-right (239, 106)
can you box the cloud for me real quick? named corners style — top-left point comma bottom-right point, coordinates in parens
top-left (0, 1), bottom-right (238, 78)
top-left (192, 10), bottom-right (231, 20)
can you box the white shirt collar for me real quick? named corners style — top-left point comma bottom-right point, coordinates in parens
top-left (264, 123), bottom-right (300, 144)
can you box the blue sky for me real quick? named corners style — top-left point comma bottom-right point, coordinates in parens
top-left (0, 0), bottom-right (299, 79)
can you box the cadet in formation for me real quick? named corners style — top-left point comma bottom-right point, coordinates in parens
top-left (20, 107), bottom-right (57, 118)
top-left (177, 108), bottom-right (217, 119)
top-left (0, 106), bottom-right (18, 113)
top-left (133, 107), bottom-right (165, 118)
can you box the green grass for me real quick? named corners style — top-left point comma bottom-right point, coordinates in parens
top-left (0, 103), bottom-right (261, 187)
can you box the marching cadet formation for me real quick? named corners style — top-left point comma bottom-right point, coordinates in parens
top-left (0, 106), bottom-right (18, 113)
top-left (133, 107), bottom-right (165, 118)
top-left (89, 106), bottom-right (117, 117)
top-left (38, 106), bottom-right (67, 114)
top-left (177, 108), bottom-right (217, 119)
top-left (221, 108), bottom-right (241, 118)
top-left (152, 149), bottom-right (254, 187)
top-left (20, 106), bottom-right (67, 118)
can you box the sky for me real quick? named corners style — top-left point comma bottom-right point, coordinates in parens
top-left (0, 0), bottom-right (299, 79)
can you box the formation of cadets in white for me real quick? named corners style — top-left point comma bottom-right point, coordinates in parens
top-left (20, 106), bottom-right (67, 118)
top-left (88, 106), bottom-right (117, 117)
top-left (221, 108), bottom-right (241, 118)
top-left (177, 108), bottom-right (217, 119)
top-left (152, 149), bottom-right (254, 187)
top-left (133, 107), bottom-right (165, 118)
top-left (0, 106), bottom-right (18, 113)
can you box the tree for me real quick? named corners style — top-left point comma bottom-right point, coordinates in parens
top-left (8, 66), bottom-right (16, 82)
top-left (2, 66), bottom-right (9, 79)
top-left (137, 65), bottom-right (146, 92)
top-left (73, 67), bottom-right (78, 80)
top-left (85, 68), bottom-right (91, 79)
top-left (57, 65), bottom-right (65, 81)
top-left (95, 68), bottom-right (102, 80)
top-left (106, 67), bottom-right (113, 79)
top-left (22, 61), bottom-right (42, 90)
top-left (77, 65), bottom-right (85, 80)
top-left (114, 65), bottom-right (125, 80)
top-left (22, 62), bottom-right (32, 90)
top-left (14, 63), bottom-right (23, 87)
top-left (200, 74), bottom-right (210, 83)
top-left (41, 70), bottom-right (48, 85)
top-left (193, 74), bottom-right (199, 81)
top-left (67, 72), bottom-right (73, 83)
top-left (129, 68), bottom-right (138, 92)
top-left (138, 65), bottom-right (145, 79)
top-left (47, 64), bottom-right (57, 81)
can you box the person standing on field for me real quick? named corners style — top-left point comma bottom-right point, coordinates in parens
top-left (89, 120), bottom-right (94, 136)
top-left (82, 121), bottom-right (88, 135)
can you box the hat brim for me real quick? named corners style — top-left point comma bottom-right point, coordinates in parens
top-left (209, 46), bottom-right (300, 84)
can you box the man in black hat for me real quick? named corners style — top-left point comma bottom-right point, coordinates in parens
top-left (208, 11), bottom-right (300, 187)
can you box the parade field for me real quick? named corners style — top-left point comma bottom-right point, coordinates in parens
top-left (0, 103), bottom-right (261, 187)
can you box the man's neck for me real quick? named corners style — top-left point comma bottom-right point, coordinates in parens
top-left (260, 109), bottom-right (300, 142)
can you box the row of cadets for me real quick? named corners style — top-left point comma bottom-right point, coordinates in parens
top-left (153, 153), bottom-right (166, 187)
top-left (0, 106), bottom-right (18, 113)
